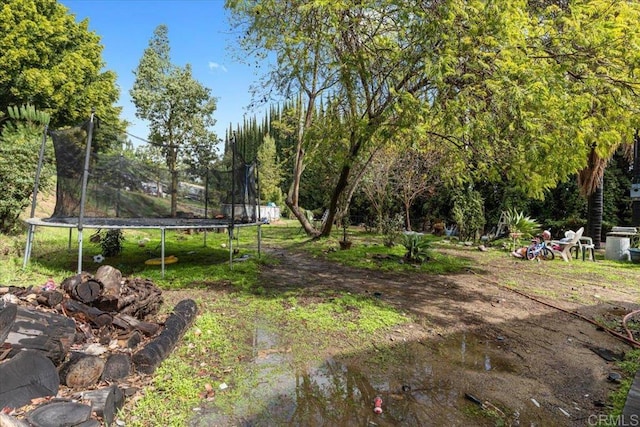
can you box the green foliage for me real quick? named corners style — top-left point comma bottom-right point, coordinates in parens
top-left (100, 229), bottom-right (124, 257)
top-left (452, 188), bottom-right (486, 242)
top-left (256, 134), bottom-right (284, 204)
top-left (0, 0), bottom-right (121, 127)
top-left (130, 24), bottom-right (217, 217)
top-left (503, 209), bottom-right (540, 239)
top-left (0, 104), bottom-right (53, 234)
top-left (380, 213), bottom-right (404, 247)
top-left (401, 232), bottom-right (431, 264)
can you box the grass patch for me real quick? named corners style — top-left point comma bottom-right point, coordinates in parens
top-left (605, 349), bottom-right (640, 422)
top-left (123, 289), bottom-right (411, 425)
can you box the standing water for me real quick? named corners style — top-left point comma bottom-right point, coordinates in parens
top-left (191, 321), bottom-right (554, 426)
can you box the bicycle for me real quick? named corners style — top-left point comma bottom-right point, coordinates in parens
top-left (525, 236), bottom-right (555, 261)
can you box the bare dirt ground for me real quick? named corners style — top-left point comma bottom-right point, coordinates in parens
top-left (250, 244), bottom-right (639, 426)
top-left (159, 240), bottom-right (640, 426)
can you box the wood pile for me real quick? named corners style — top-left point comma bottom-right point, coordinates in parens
top-left (0, 265), bottom-right (198, 426)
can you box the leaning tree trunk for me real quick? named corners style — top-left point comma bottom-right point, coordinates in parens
top-left (587, 178), bottom-right (604, 249)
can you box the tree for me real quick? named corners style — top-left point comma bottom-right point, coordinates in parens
top-left (227, 0), bottom-right (447, 236)
top-left (130, 25), bottom-right (217, 217)
top-left (257, 133), bottom-right (284, 205)
top-left (0, 105), bottom-right (51, 233)
top-left (228, 0), bottom-right (640, 239)
top-left (534, 1), bottom-right (640, 247)
top-left (0, 0), bottom-right (121, 128)
top-left (360, 148), bottom-right (395, 232)
top-left (390, 145), bottom-right (444, 231)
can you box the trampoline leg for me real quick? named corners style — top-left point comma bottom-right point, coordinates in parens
top-left (68, 228), bottom-right (72, 250)
top-left (228, 227), bottom-right (233, 269)
top-left (258, 224), bottom-right (261, 258)
top-left (77, 229), bottom-right (84, 274)
top-left (161, 228), bottom-right (166, 278)
top-left (22, 224), bottom-right (35, 269)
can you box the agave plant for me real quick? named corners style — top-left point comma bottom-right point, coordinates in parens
top-left (402, 232), bottom-right (431, 263)
top-left (504, 209), bottom-right (540, 239)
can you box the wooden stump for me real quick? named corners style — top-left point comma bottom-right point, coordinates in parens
top-left (58, 352), bottom-right (105, 389)
top-left (94, 266), bottom-right (122, 312)
top-left (94, 265), bottom-right (122, 298)
top-left (26, 400), bottom-right (92, 427)
top-left (0, 350), bottom-right (59, 409)
top-left (101, 353), bottom-right (132, 381)
top-left (81, 385), bottom-right (124, 426)
top-left (5, 306), bottom-right (76, 364)
top-left (133, 299), bottom-right (197, 374)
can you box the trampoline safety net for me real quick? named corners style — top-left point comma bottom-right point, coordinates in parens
top-left (47, 121), bottom-right (258, 224)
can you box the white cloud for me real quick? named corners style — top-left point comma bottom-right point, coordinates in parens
top-left (208, 62), bottom-right (228, 72)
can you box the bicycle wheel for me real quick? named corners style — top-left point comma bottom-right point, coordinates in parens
top-left (540, 247), bottom-right (555, 261)
top-left (525, 247), bottom-right (536, 260)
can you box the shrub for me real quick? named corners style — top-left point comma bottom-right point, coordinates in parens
top-left (504, 209), bottom-right (540, 239)
top-left (100, 229), bottom-right (124, 257)
top-left (379, 213), bottom-right (404, 247)
top-left (452, 188), bottom-right (485, 241)
top-left (402, 232), bottom-right (431, 263)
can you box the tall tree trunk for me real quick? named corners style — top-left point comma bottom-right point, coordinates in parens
top-left (579, 147), bottom-right (607, 249)
top-left (404, 202), bottom-right (412, 231)
top-left (286, 94), bottom-right (319, 237)
top-left (169, 147), bottom-right (178, 218)
top-left (587, 178), bottom-right (603, 249)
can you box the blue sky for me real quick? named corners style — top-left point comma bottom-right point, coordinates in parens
top-left (59, 0), bottom-right (266, 144)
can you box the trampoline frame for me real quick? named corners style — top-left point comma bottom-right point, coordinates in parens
top-left (23, 114), bottom-right (262, 277)
top-left (23, 217), bottom-right (262, 277)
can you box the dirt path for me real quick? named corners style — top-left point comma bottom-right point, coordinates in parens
top-left (256, 245), bottom-right (638, 426)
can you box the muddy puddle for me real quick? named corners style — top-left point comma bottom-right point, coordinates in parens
top-left (191, 322), bottom-right (558, 426)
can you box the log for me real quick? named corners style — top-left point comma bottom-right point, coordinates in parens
top-left (35, 290), bottom-right (64, 308)
top-left (116, 330), bottom-right (142, 349)
top-left (93, 265), bottom-right (122, 300)
top-left (26, 400), bottom-right (92, 427)
top-left (133, 299), bottom-right (198, 374)
top-left (0, 303), bottom-right (17, 344)
top-left (69, 278), bottom-right (102, 304)
top-left (58, 352), bottom-right (105, 389)
top-left (81, 385), bottom-right (124, 426)
top-left (101, 353), bottom-right (131, 381)
top-left (62, 299), bottom-right (112, 328)
top-left (94, 266), bottom-right (123, 312)
top-left (5, 306), bottom-right (76, 364)
top-left (118, 278), bottom-right (163, 318)
top-left (112, 314), bottom-right (160, 336)
top-left (0, 350), bottom-right (59, 409)
top-left (60, 273), bottom-right (91, 295)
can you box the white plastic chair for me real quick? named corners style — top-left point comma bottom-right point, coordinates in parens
top-left (550, 227), bottom-right (584, 262)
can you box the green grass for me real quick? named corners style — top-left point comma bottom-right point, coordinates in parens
top-left (4, 226), bottom-right (265, 290)
top-left (124, 291), bottom-right (412, 426)
top-left (263, 221), bottom-right (472, 274)
top-left (3, 219), bottom-right (639, 425)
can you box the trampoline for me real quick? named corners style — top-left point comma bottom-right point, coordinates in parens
top-left (23, 113), bottom-right (263, 276)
